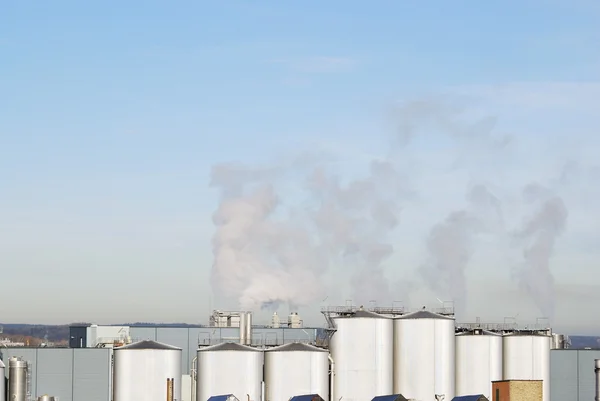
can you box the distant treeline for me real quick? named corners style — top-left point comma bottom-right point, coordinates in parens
top-left (0, 324), bottom-right (69, 342)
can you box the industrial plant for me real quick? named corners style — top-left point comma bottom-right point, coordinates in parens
top-left (1, 305), bottom-right (599, 401)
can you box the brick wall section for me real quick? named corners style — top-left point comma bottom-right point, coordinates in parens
top-left (492, 380), bottom-right (542, 401)
top-left (492, 381), bottom-right (511, 401)
top-left (509, 380), bottom-right (542, 401)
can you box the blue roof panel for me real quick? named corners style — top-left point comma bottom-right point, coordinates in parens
top-left (289, 394), bottom-right (324, 401)
top-left (371, 394), bottom-right (408, 401)
top-left (451, 395), bottom-right (488, 401)
top-left (207, 395), bottom-right (238, 401)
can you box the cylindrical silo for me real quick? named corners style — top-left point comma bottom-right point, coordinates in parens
top-left (112, 340), bottom-right (182, 401)
top-left (455, 329), bottom-right (503, 399)
top-left (264, 343), bottom-right (329, 401)
top-left (8, 357), bottom-right (29, 401)
top-left (503, 332), bottom-right (551, 401)
top-left (330, 309), bottom-right (393, 401)
top-left (394, 310), bottom-right (456, 401)
top-left (197, 342), bottom-right (264, 401)
top-left (0, 359), bottom-right (5, 401)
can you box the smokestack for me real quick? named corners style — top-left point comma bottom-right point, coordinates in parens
top-left (246, 312), bottom-right (253, 346)
top-left (595, 359), bottom-right (599, 401)
top-left (239, 312), bottom-right (247, 345)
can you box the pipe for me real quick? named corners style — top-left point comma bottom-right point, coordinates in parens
top-left (328, 354), bottom-right (335, 401)
top-left (191, 356), bottom-right (198, 401)
top-left (240, 313), bottom-right (247, 345)
top-left (246, 312), bottom-right (253, 346)
top-left (261, 381), bottom-right (266, 401)
top-left (595, 359), bottom-right (600, 401)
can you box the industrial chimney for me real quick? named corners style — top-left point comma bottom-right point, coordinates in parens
top-left (595, 359), bottom-right (600, 401)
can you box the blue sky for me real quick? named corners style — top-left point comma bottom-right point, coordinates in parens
top-left (1, 1), bottom-right (599, 333)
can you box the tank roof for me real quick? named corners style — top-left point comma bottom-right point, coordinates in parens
top-left (456, 329), bottom-right (502, 336)
top-left (503, 331), bottom-right (551, 337)
top-left (115, 340), bottom-right (181, 351)
top-left (333, 310), bottom-right (392, 319)
top-left (396, 310), bottom-right (454, 320)
top-left (266, 342), bottom-right (328, 352)
top-left (198, 342), bottom-right (262, 352)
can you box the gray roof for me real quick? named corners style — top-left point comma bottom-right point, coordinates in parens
top-left (116, 340), bottom-right (181, 351)
top-left (198, 342), bottom-right (262, 352)
top-left (333, 310), bottom-right (392, 319)
top-left (396, 310), bottom-right (454, 321)
top-left (266, 343), bottom-right (328, 352)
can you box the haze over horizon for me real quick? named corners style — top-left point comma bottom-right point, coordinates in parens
top-left (1, 1), bottom-right (600, 335)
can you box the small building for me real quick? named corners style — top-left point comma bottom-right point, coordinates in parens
top-left (491, 380), bottom-right (542, 401)
top-left (289, 395), bottom-right (325, 401)
top-left (371, 395), bottom-right (409, 401)
top-left (451, 396), bottom-right (489, 401)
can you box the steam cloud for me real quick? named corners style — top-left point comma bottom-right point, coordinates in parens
top-left (209, 98), bottom-right (569, 317)
top-left (419, 184), bottom-right (502, 318)
top-left (513, 183), bottom-right (568, 320)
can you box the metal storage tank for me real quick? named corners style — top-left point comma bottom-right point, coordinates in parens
top-left (393, 310), bottom-right (455, 401)
top-left (502, 332), bottom-right (551, 401)
top-left (264, 343), bottom-right (329, 401)
top-left (112, 340), bottom-right (182, 401)
top-left (197, 342), bottom-right (264, 401)
top-left (455, 329), bottom-right (503, 399)
top-left (0, 359), bottom-right (4, 401)
top-left (8, 357), bottom-right (29, 401)
top-left (329, 309), bottom-right (393, 401)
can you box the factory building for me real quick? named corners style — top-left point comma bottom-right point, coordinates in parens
top-left (2, 307), bottom-right (600, 401)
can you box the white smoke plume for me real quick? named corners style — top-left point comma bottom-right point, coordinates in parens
top-left (209, 97), bottom-right (567, 315)
top-left (210, 161), bottom-right (329, 311)
top-left (419, 184), bottom-right (502, 317)
top-left (306, 160), bottom-right (413, 305)
top-left (513, 183), bottom-right (568, 320)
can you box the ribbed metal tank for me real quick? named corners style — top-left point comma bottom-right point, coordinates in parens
top-left (197, 342), bottom-right (264, 401)
top-left (8, 357), bottom-right (28, 401)
top-left (502, 333), bottom-right (551, 401)
top-left (551, 333), bottom-right (566, 349)
top-left (330, 310), bottom-right (393, 401)
top-left (112, 340), bottom-right (182, 401)
top-left (264, 343), bottom-right (329, 401)
top-left (455, 329), bottom-right (503, 399)
top-left (393, 310), bottom-right (456, 401)
top-left (0, 359), bottom-right (5, 401)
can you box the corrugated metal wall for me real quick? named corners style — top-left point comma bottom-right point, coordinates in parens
top-left (0, 348), bottom-right (111, 401)
top-left (550, 349), bottom-right (600, 401)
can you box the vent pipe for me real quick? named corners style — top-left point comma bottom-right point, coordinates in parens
top-left (239, 312), bottom-right (247, 345)
top-left (595, 359), bottom-right (600, 401)
top-left (246, 312), bottom-right (253, 346)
